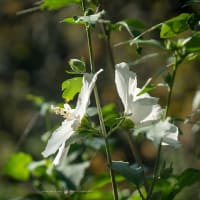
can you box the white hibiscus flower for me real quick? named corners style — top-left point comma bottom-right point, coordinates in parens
top-left (42, 69), bottom-right (103, 165)
top-left (115, 62), bottom-right (162, 127)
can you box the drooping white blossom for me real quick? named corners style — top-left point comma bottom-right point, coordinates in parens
top-left (134, 118), bottom-right (180, 148)
top-left (42, 69), bottom-right (103, 165)
top-left (115, 62), bottom-right (162, 127)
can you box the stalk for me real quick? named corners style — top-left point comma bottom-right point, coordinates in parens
top-left (148, 55), bottom-right (179, 199)
top-left (81, 1), bottom-right (118, 199)
top-left (165, 55), bottom-right (178, 118)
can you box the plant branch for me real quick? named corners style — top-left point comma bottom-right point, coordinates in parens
top-left (165, 55), bottom-right (178, 118)
top-left (147, 140), bottom-right (162, 200)
top-left (81, 1), bottom-right (118, 199)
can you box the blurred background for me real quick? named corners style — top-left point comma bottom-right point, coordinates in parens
top-left (1, 0), bottom-right (200, 199)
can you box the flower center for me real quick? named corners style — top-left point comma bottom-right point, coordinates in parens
top-left (51, 105), bottom-right (75, 120)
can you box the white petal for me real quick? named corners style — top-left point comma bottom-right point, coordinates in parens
top-left (75, 69), bottom-right (103, 118)
top-left (53, 142), bottom-right (65, 166)
top-left (192, 88), bottom-right (200, 111)
top-left (145, 119), bottom-right (180, 148)
top-left (115, 62), bottom-right (137, 113)
top-left (42, 120), bottom-right (75, 157)
top-left (130, 98), bottom-right (162, 127)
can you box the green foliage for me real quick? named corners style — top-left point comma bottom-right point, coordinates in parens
top-left (62, 77), bottom-right (82, 101)
top-left (71, 191), bottom-right (113, 200)
top-left (184, 0), bottom-right (200, 6)
top-left (137, 84), bottom-right (156, 96)
top-left (160, 13), bottom-right (192, 38)
top-left (111, 161), bottom-right (144, 186)
top-left (68, 58), bottom-right (86, 74)
top-left (40, 0), bottom-right (80, 10)
top-left (4, 152), bottom-right (32, 181)
top-left (11, 193), bottom-right (58, 200)
top-left (26, 94), bottom-right (44, 106)
top-left (186, 34), bottom-right (200, 53)
top-left (116, 18), bottom-right (146, 37)
top-left (152, 168), bottom-right (200, 199)
top-left (102, 103), bottom-right (120, 128)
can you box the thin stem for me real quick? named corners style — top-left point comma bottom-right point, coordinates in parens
top-left (136, 185), bottom-right (145, 200)
top-left (147, 141), bottom-right (162, 200)
top-left (81, 1), bottom-right (118, 199)
top-left (102, 24), bottom-right (115, 68)
top-left (16, 112), bottom-right (39, 150)
top-left (87, 29), bottom-right (119, 199)
top-left (165, 56), bottom-right (178, 118)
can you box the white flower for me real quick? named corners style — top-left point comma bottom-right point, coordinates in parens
top-left (42, 69), bottom-right (103, 165)
top-left (135, 118), bottom-right (180, 148)
top-left (115, 62), bottom-right (162, 127)
top-left (192, 87), bottom-right (200, 111)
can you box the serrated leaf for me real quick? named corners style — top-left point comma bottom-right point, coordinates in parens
top-left (160, 13), bottom-right (192, 38)
top-left (111, 161), bottom-right (144, 185)
top-left (40, 0), bottom-right (80, 10)
top-left (62, 77), bottom-right (82, 101)
top-left (4, 152), bottom-right (32, 181)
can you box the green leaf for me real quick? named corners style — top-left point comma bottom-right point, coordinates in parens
top-left (68, 58), bottom-right (86, 74)
top-left (73, 191), bottom-right (113, 200)
top-left (4, 152), bottom-right (32, 181)
top-left (176, 168), bottom-right (200, 189)
top-left (120, 118), bottom-right (135, 129)
top-left (184, 0), bottom-right (200, 6)
top-left (111, 161), bottom-right (144, 185)
top-left (186, 34), bottom-right (200, 52)
top-left (160, 13), bottom-right (192, 38)
top-left (17, 193), bottom-right (58, 200)
top-left (154, 168), bottom-right (200, 199)
top-left (102, 104), bottom-right (119, 128)
top-left (137, 84), bottom-right (156, 96)
top-left (91, 174), bottom-right (124, 189)
top-left (40, 0), bottom-right (80, 10)
top-left (62, 77), bottom-right (82, 101)
top-left (116, 18), bottom-right (146, 36)
top-left (26, 94), bottom-right (44, 106)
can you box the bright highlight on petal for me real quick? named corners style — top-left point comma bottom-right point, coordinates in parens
top-left (115, 62), bottom-right (162, 127)
top-left (42, 69), bottom-right (103, 165)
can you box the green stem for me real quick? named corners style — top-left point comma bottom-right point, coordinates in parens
top-left (147, 56), bottom-right (180, 199)
top-left (81, 1), bottom-right (118, 199)
top-left (147, 140), bottom-right (162, 200)
top-left (165, 56), bottom-right (178, 118)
